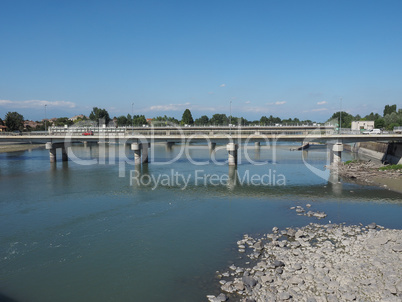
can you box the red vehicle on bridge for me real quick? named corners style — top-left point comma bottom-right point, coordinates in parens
top-left (82, 131), bottom-right (94, 136)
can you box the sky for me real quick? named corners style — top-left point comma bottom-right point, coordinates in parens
top-left (1, 0), bottom-right (402, 122)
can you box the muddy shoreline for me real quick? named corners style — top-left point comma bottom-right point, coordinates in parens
top-left (0, 143), bottom-right (45, 153)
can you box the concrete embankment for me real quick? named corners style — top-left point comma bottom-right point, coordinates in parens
top-left (352, 142), bottom-right (402, 164)
top-left (208, 223), bottom-right (402, 302)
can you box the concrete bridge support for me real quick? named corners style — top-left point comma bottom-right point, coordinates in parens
top-left (332, 143), bottom-right (343, 165)
top-left (131, 142), bottom-right (150, 165)
top-left (46, 142), bottom-right (69, 163)
top-left (209, 142), bottom-right (216, 151)
top-left (227, 143), bottom-right (239, 166)
top-left (131, 143), bottom-right (142, 165)
top-left (142, 143), bottom-right (149, 164)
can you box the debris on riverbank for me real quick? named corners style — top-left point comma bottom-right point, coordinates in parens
top-left (208, 223), bottom-right (402, 302)
top-left (334, 160), bottom-right (402, 193)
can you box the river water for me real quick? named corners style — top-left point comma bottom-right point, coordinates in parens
top-left (0, 143), bottom-right (401, 302)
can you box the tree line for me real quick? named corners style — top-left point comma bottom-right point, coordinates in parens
top-left (1, 104), bottom-right (401, 132)
top-left (327, 104), bottom-right (402, 130)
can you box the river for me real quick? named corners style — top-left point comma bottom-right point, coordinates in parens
top-left (0, 142), bottom-right (401, 301)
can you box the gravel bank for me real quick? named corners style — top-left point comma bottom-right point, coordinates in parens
top-left (208, 223), bottom-right (402, 302)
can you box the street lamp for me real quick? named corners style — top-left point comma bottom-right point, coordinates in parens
top-left (131, 102), bottom-right (134, 129)
top-left (44, 104), bottom-right (47, 133)
top-left (339, 98), bottom-right (342, 135)
top-left (229, 100), bottom-right (232, 135)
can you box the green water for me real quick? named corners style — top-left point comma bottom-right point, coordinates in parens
top-left (0, 143), bottom-right (401, 301)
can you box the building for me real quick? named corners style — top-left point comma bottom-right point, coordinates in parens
top-left (0, 125), bottom-right (7, 132)
top-left (351, 121), bottom-right (374, 131)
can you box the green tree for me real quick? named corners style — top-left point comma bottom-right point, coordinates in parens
top-left (89, 107), bottom-right (111, 125)
top-left (181, 109), bottom-right (194, 125)
top-left (5, 112), bottom-right (24, 131)
top-left (133, 115), bottom-right (147, 126)
top-left (0, 118), bottom-right (4, 126)
top-left (328, 111), bottom-right (353, 128)
top-left (383, 104), bottom-right (397, 116)
top-left (194, 115), bottom-right (209, 125)
top-left (210, 113), bottom-right (229, 126)
top-left (54, 117), bottom-right (74, 127)
top-left (116, 115), bottom-right (129, 126)
top-left (374, 118), bottom-right (385, 129)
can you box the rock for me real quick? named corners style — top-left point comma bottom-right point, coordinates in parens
top-left (242, 276), bottom-right (257, 288)
top-left (306, 298), bottom-right (317, 302)
top-left (273, 260), bottom-right (285, 267)
top-left (392, 244), bottom-right (402, 252)
top-left (234, 281), bottom-right (245, 291)
top-left (215, 293), bottom-right (227, 301)
top-left (272, 227), bottom-right (279, 233)
top-left (367, 222), bottom-right (377, 229)
top-left (279, 292), bottom-right (291, 300)
top-left (306, 203), bottom-right (312, 208)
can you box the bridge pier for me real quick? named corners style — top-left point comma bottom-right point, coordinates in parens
top-left (227, 143), bottom-right (239, 166)
top-left (46, 142), bottom-right (68, 163)
top-left (209, 142), bottom-right (216, 151)
top-left (332, 143), bottom-right (343, 165)
top-left (131, 142), bottom-right (150, 165)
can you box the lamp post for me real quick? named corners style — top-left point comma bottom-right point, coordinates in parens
top-left (229, 100), bottom-right (232, 135)
top-left (131, 102), bottom-right (134, 129)
top-left (339, 98), bottom-right (342, 135)
top-left (45, 104), bottom-right (47, 133)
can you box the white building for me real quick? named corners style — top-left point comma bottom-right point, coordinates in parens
top-left (351, 121), bottom-right (374, 131)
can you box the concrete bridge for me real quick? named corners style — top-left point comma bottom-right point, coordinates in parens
top-left (2, 125), bottom-right (402, 165)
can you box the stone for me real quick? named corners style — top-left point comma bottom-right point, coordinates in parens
top-left (367, 222), bottom-right (377, 229)
top-left (242, 276), bottom-right (257, 288)
top-left (273, 260), bottom-right (285, 267)
top-left (215, 293), bottom-right (227, 301)
top-left (279, 292), bottom-right (291, 300)
top-left (392, 244), bottom-right (402, 252)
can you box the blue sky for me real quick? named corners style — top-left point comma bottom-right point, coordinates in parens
top-left (1, 0), bottom-right (402, 122)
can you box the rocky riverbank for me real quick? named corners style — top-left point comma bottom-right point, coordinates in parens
top-left (335, 160), bottom-right (402, 193)
top-left (208, 223), bottom-right (402, 302)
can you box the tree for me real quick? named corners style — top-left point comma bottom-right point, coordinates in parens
top-left (54, 117), bottom-right (73, 127)
top-left (383, 104), bottom-right (397, 116)
top-left (153, 115), bottom-right (179, 125)
top-left (194, 115), bottom-right (209, 125)
top-left (374, 118), bottom-right (385, 129)
top-left (327, 111), bottom-right (353, 128)
top-left (210, 113), bottom-right (229, 126)
top-left (89, 107), bottom-right (111, 125)
top-left (5, 112), bottom-right (24, 131)
top-left (181, 109), bottom-right (194, 125)
top-left (133, 115), bottom-right (147, 126)
top-left (0, 118), bottom-right (4, 126)
top-left (116, 115), bottom-right (129, 126)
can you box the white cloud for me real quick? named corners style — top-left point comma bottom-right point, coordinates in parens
top-left (317, 101), bottom-right (327, 105)
top-left (312, 108), bottom-right (328, 112)
top-left (219, 84), bottom-right (226, 87)
top-left (275, 101), bottom-right (286, 105)
top-left (245, 101), bottom-right (251, 104)
top-left (0, 99), bottom-right (76, 109)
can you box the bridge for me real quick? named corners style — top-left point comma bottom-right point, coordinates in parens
top-left (2, 125), bottom-right (402, 165)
